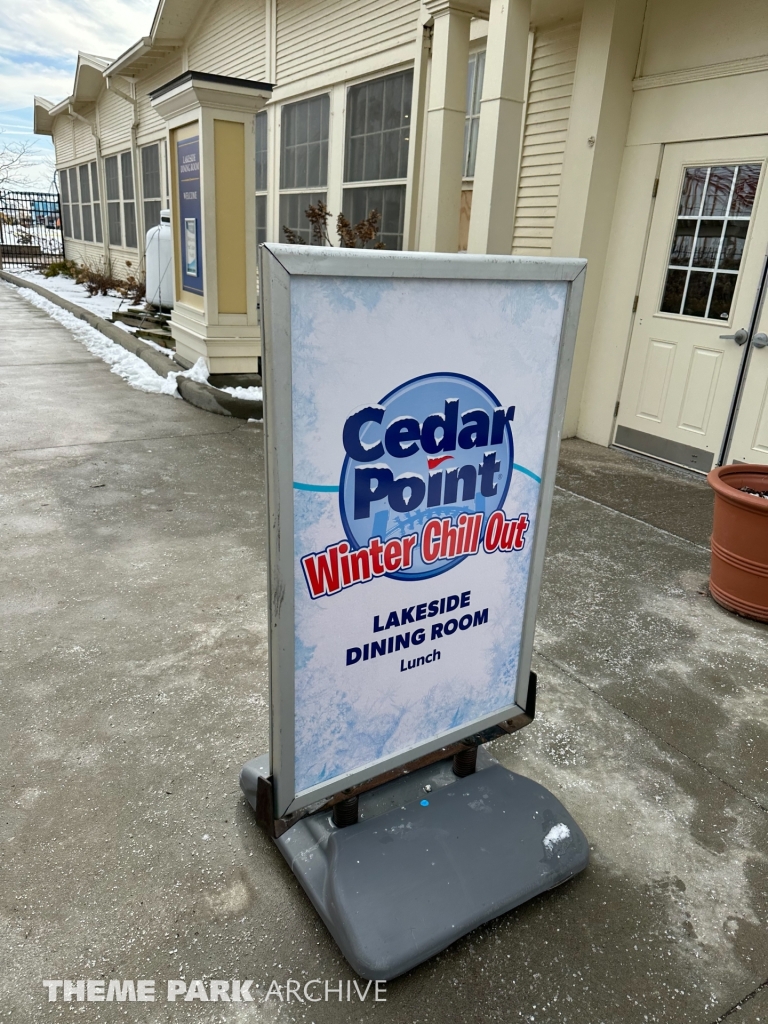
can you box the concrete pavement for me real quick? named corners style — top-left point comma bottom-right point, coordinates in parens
top-left (1, 279), bottom-right (767, 1023)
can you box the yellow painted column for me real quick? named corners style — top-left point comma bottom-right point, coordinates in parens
top-left (214, 119), bottom-right (247, 315)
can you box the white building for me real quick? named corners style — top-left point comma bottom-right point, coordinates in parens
top-left (34, 0), bottom-right (768, 471)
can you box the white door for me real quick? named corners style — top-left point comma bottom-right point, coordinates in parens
top-left (725, 255), bottom-right (768, 465)
top-left (615, 138), bottom-right (768, 472)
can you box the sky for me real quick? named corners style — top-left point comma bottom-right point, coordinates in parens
top-left (0, 0), bottom-right (156, 188)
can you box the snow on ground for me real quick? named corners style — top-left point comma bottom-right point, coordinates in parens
top-left (17, 287), bottom-right (180, 397)
top-left (13, 268), bottom-right (129, 322)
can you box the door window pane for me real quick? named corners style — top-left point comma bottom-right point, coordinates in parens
top-left (344, 71), bottom-right (413, 183)
top-left (280, 95), bottom-right (329, 189)
top-left (660, 162), bottom-right (763, 320)
top-left (342, 184), bottom-right (405, 250)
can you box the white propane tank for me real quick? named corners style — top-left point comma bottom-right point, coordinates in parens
top-left (145, 210), bottom-right (174, 309)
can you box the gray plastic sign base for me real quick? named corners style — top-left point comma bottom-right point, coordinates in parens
top-left (240, 751), bottom-right (588, 980)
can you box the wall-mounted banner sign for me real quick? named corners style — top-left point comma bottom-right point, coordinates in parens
top-left (177, 137), bottom-right (203, 295)
top-left (260, 246), bottom-right (586, 817)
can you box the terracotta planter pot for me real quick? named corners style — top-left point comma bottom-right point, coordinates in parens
top-left (707, 464), bottom-right (768, 622)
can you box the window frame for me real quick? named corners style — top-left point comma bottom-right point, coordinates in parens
top-left (58, 161), bottom-right (102, 244)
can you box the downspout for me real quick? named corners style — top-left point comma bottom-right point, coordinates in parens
top-left (67, 104), bottom-right (110, 273)
top-left (105, 77), bottom-right (146, 283)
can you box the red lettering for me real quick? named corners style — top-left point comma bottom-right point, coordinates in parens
top-left (483, 510), bottom-right (504, 552)
top-left (384, 539), bottom-right (402, 572)
top-left (422, 519), bottom-right (442, 563)
top-left (301, 545), bottom-right (342, 597)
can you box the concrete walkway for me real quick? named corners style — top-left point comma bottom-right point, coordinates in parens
top-left (1, 279), bottom-right (767, 1023)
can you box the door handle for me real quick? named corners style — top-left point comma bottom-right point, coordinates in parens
top-left (753, 333), bottom-right (768, 348)
top-left (719, 328), bottom-right (749, 346)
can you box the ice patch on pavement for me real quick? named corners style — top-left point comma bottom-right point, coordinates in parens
top-left (17, 287), bottom-right (180, 397)
top-left (543, 822), bottom-right (571, 850)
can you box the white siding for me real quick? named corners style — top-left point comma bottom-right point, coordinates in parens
top-left (511, 21), bottom-right (580, 255)
top-left (188, 0), bottom-right (267, 80)
top-left (276, 0), bottom-right (419, 86)
top-left (73, 118), bottom-right (97, 162)
top-left (137, 58), bottom-right (184, 142)
top-left (53, 117), bottom-right (75, 166)
top-left (99, 88), bottom-right (134, 153)
top-left (63, 240), bottom-right (105, 268)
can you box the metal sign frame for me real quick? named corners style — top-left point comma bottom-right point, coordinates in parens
top-left (259, 245), bottom-right (586, 817)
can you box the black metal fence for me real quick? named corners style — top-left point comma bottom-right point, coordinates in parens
top-left (0, 191), bottom-right (65, 269)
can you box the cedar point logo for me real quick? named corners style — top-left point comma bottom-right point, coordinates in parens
top-left (300, 373), bottom-right (532, 599)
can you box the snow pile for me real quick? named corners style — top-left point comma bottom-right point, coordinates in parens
top-left (18, 287), bottom-right (179, 397)
top-left (543, 823), bottom-right (571, 851)
top-left (178, 357), bottom-right (264, 404)
top-left (220, 384), bottom-right (263, 402)
top-left (14, 269), bottom-right (127, 322)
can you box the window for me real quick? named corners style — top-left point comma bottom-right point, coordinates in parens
top-left (121, 151), bottom-right (137, 248)
top-left (68, 167), bottom-right (81, 239)
top-left (660, 163), bottom-right (762, 320)
top-left (58, 170), bottom-right (71, 237)
top-left (463, 51), bottom-right (485, 179)
top-left (141, 143), bottom-right (162, 231)
top-left (255, 110), bottom-right (268, 247)
top-left (342, 70), bottom-right (413, 250)
top-left (104, 151), bottom-right (138, 248)
top-left (105, 155), bottom-right (121, 246)
top-left (58, 162), bottom-right (101, 243)
top-left (279, 94), bottom-right (330, 243)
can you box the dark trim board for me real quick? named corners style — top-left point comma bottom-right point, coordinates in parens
top-left (614, 425), bottom-right (714, 473)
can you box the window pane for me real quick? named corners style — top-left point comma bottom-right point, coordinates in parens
top-left (344, 71), bottom-right (413, 183)
top-left (255, 110), bottom-right (268, 191)
top-left (124, 201), bottom-right (137, 247)
top-left (141, 143), bottom-right (161, 200)
top-left (68, 166), bottom-right (79, 204)
top-left (78, 164), bottom-right (91, 204)
top-left (708, 273), bottom-right (738, 320)
top-left (144, 200), bottom-right (161, 231)
top-left (93, 202), bottom-right (102, 243)
top-left (682, 270), bottom-right (712, 317)
top-left (660, 269), bottom-right (686, 314)
top-left (669, 219), bottom-right (696, 265)
top-left (279, 191), bottom-right (326, 244)
top-left (678, 167), bottom-right (706, 216)
top-left (90, 161), bottom-right (99, 201)
top-left (108, 202), bottom-right (121, 245)
top-left (731, 164), bottom-right (761, 217)
top-left (691, 219), bottom-right (724, 268)
top-left (61, 204), bottom-right (72, 238)
top-left (342, 184), bottom-right (405, 250)
top-left (71, 201), bottom-right (82, 240)
top-left (82, 204), bottom-right (93, 242)
top-left (59, 169), bottom-right (70, 203)
top-left (120, 151), bottom-right (135, 201)
top-left (105, 156), bottom-right (120, 201)
top-left (255, 193), bottom-right (267, 247)
top-left (719, 220), bottom-right (748, 271)
top-left (702, 166), bottom-right (734, 216)
top-left (281, 95), bottom-right (330, 189)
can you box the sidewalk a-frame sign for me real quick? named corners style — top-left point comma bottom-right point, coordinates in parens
top-left (241, 246), bottom-right (589, 980)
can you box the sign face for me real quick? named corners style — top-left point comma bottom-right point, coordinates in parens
top-left (177, 137), bottom-right (203, 295)
top-left (260, 247), bottom-right (586, 816)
